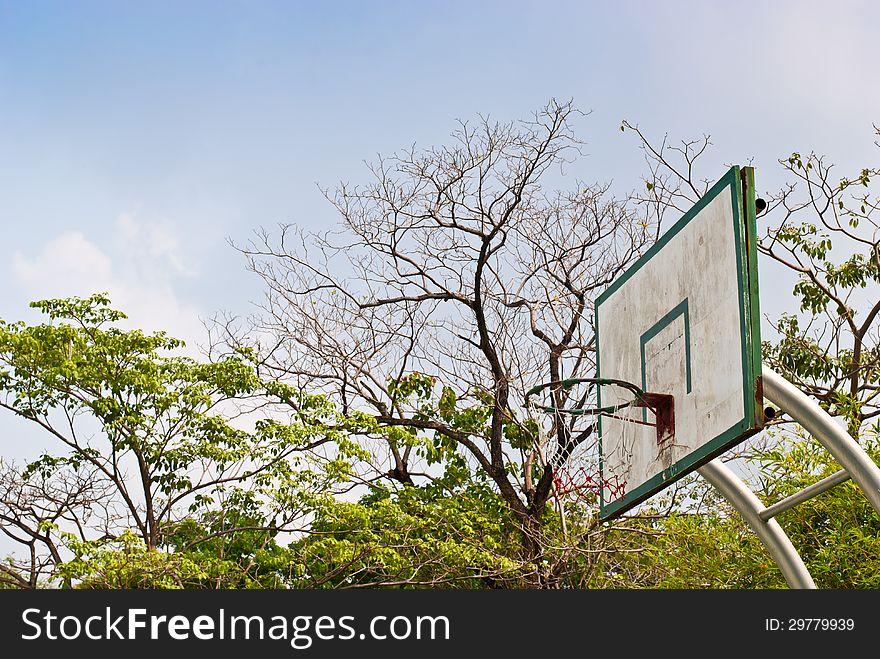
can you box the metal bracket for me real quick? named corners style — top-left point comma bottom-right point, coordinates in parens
top-left (633, 392), bottom-right (674, 444)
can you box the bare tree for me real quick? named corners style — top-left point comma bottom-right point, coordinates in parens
top-left (0, 460), bottom-right (116, 588)
top-left (235, 101), bottom-right (656, 585)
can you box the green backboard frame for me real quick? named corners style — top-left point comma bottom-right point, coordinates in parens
top-left (595, 166), bottom-right (763, 522)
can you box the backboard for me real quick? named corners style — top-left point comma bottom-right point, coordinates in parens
top-left (595, 166), bottom-right (763, 521)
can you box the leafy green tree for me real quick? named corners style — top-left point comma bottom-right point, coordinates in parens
top-left (759, 147), bottom-right (880, 437)
top-left (291, 480), bottom-right (526, 588)
top-left (0, 294), bottom-right (348, 586)
top-left (57, 493), bottom-right (302, 589)
top-left (289, 457), bottom-right (666, 589)
top-left (755, 430), bottom-right (880, 587)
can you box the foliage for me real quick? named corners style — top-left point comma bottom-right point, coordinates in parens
top-left (0, 294), bottom-right (349, 585)
top-left (291, 481), bottom-right (526, 588)
top-left (59, 494), bottom-right (302, 589)
top-left (610, 427), bottom-right (880, 588)
top-left (752, 429), bottom-right (880, 588)
top-left (58, 530), bottom-right (213, 589)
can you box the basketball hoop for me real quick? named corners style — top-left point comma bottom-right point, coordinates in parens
top-left (526, 377), bottom-right (675, 508)
top-left (525, 377), bottom-right (674, 445)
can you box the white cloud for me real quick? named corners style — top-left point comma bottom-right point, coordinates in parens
top-left (11, 216), bottom-right (207, 354)
top-left (117, 213), bottom-right (195, 277)
top-left (13, 232), bottom-right (113, 293)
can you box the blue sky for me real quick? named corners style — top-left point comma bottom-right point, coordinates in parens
top-left (0, 0), bottom-right (878, 560)
top-left (1, 0), bottom-right (878, 344)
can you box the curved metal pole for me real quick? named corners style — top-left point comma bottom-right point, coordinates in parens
top-left (698, 458), bottom-right (816, 589)
top-left (762, 366), bottom-right (880, 516)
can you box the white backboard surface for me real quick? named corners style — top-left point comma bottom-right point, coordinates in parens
top-left (596, 166), bottom-right (762, 521)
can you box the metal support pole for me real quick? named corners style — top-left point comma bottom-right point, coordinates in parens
top-left (759, 469), bottom-right (851, 521)
top-left (762, 366), bottom-right (880, 516)
top-left (698, 458), bottom-right (815, 589)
